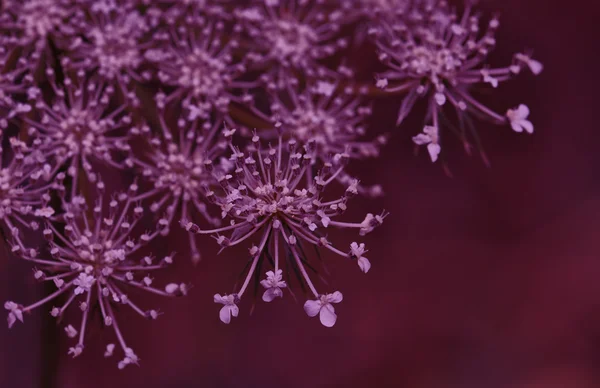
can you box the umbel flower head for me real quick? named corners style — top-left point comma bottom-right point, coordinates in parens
top-left (131, 107), bottom-right (229, 263)
top-left (146, 8), bottom-right (253, 123)
top-left (5, 181), bottom-right (188, 369)
top-left (24, 69), bottom-right (134, 197)
top-left (61, 2), bottom-right (152, 100)
top-left (249, 74), bottom-right (387, 196)
top-left (0, 135), bottom-right (56, 239)
top-left (182, 129), bottom-right (386, 327)
top-left (0, 0), bottom-right (82, 67)
top-left (235, 0), bottom-right (351, 80)
top-left (373, 1), bottom-right (543, 164)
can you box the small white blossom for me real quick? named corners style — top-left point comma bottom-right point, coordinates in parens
top-left (34, 207), bottom-right (55, 218)
top-left (349, 242), bottom-right (371, 273)
top-left (214, 293), bottom-right (239, 324)
top-left (68, 345), bottom-right (83, 358)
top-left (507, 104), bottom-right (534, 134)
top-left (65, 325), bottom-right (78, 338)
top-left (260, 270), bottom-right (287, 302)
top-left (73, 273), bottom-right (95, 295)
top-left (412, 126), bottom-right (441, 163)
top-left (303, 291), bottom-right (343, 327)
top-left (515, 53), bottom-right (544, 75)
top-left (5, 301), bottom-right (23, 328)
top-left (104, 344), bottom-right (115, 358)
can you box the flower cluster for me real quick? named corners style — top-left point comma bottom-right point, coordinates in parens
top-left (373, 1), bottom-right (542, 164)
top-left (6, 182), bottom-right (187, 368)
top-left (0, 0), bottom-right (542, 369)
top-left (183, 130), bottom-right (385, 326)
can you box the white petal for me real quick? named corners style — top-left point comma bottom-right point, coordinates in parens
top-left (262, 288), bottom-right (278, 302)
top-left (528, 59), bottom-right (544, 75)
top-left (412, 133), bottom-right (431, 146)
top-left (521, 120), bottom-right (534, 134)
top-left (7, 313), bottom-right (16, 328)
top-left (303, 300), bottom-right (321, 317)
top-left (510, 122), bottom-right (523, 133)
top-left (358, 257), bottom-right (371, 273)
top-left (517, 104), bottom-right (530, 119)
top-left (213, 294), bottom-right (225, 304)
top-left (427, 143), bottom-right (441, 163)
top-left (219, 305), bottom-right (231, 324)
top-left (319, 304), bottom-right (337, 327)
top-left (329, 291), bottom-right (344, 304)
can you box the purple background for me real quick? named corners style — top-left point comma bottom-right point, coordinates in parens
top-left (2, 0), bottom-right (599, 387)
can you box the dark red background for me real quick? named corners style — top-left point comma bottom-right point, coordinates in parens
top-left (2, 0), bottom-right (599, 387)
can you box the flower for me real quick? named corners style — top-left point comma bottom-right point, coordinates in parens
top-left (146, 8), bottom-right (253, 123)
top-left (25, 69), bottom-right (134, 195)
top-left (373, 2), bottom-right (542, 164)
top-left (248, 76), bottom-right (387, 196)
top-left (0, 0), bottom-right (82, 68)
top-left (131, 108), bottom-right (227, 263)
top-left (62, 3), bottom-right (151, 99)
top-left (507, 104), bottom-right (534, 134)
top-left (260, 269), bottom-right (287, 302)
top-left (304, 291), bottom-right (343, 328)
top-left (183, 131), bottom-right (385, 325)
top-left (5, 301), bottom-right (23, 328)
top-left (349, 242), bottom-right (371, 273)
top-left (235, 0), bottom-right (351, 79)
top-left (5, 181), bottom-right (185, 368)
top-left (214, 293), bottom-right (239, 324)
top-left (412, 126), bottom-right (441, 163)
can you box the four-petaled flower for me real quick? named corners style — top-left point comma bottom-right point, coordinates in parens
top-left (5, 301), bottom-right (23, 328)
top-left (349, 242), bottom-right (371, 273)
top-left (304, 291), bottom-right (343, 328)
top-left (507, 104), bottom-right (534, 134)
top-left (260, 270), bottom-right (287, 302)
top-left (214, 293), bottom-right (240, 324)
top-left (412, 126), bottom-right (441, 163)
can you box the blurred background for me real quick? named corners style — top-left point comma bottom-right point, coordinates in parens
top-left (2, 0), bottom-right (599, 387)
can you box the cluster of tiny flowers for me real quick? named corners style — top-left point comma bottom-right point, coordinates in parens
top-left (6, 181), bottom-right (188, 368)
top-left (183, 130), bottom-right (385, 326)
top-left (0, 0), bottom-right (543, 368)
top-left (372, 0), bottom-right (542, 164)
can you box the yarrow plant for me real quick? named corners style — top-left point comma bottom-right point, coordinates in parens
top-left (373, 1), bottom-right (543, 164)
top-left (5, 182), bottom-right (187, 368)
top-left (182, 129), bottom-right (386, 327)
top-left (0, 0), bottom-right (543, 370)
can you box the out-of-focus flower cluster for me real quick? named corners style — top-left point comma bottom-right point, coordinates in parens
top-left (0, 0), bottom-right (541, 368)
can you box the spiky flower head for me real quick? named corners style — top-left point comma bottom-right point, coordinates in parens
top-left (131, 107), bottom-right (229, 263)
top-left (61, 1), bottom-right (152, 98)
top-left (5, 181), bottom-right (187, 368)
top-left (0, 0), bottom-right (82, 66)
top-left (235, 0), bottom-right (351, 79)
top-left (146, 8), bottom-right (252, 123)
top-left (249, 75), bottom-right (386, 196)
top-left (24, 69), bottom-right (135, 196)
top-left (183, 129), bottom-right (386, 327)
top-left (373, 1), bottom-right (543, 164)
